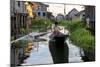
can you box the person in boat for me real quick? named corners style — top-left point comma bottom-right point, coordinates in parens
top-left (50, 21), bottom-right (64, 39)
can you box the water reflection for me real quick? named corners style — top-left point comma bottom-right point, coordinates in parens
top-left (66, 38), bottom-right (83, 63)
top-left (21, 32), bottom-right (84, 66)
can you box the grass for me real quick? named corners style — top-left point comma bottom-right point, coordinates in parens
top-left (59, 18), bottom-right (95, 52)
top-left (70, 28), bottom-right (95, 51)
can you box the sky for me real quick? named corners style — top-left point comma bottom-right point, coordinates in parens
top-left (46, 3), bottom-right (84, 17)
top-left (18, 0), bottom-right (96, 5)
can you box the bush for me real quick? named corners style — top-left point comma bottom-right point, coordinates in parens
top-left (12, 40), bottom-right (30, 48)
top-left (59, 20), bottom-right (70, 26)
top-left (32, 17), bottom-right (52, 27)
top-left (70, 28), bottom-right (95, 51)
top-left (59, 19), bottom-right (95, 55)
top-left (31, 17), bottom-right (52, 32)
top-left (59, 19), bottom-right (84, 32)
top-left (67, 21), bottom-right (83, 32)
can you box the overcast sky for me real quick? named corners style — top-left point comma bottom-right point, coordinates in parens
top-left (18, 0), bottom-right (96, 5)
top-left (46, 3), bottom-right (84, 17)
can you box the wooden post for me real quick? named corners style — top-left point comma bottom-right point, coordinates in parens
top-left (15, 13), bottom-right (18, 39)
top-left (37, 42), bottom-right (39, 52)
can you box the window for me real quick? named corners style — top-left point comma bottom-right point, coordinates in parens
top-left (43, 12), bottom-right (46, 16)
top-left (38, 12), bottom-right (40, 16)
top-left (18, 1), bottom-right (20, 7)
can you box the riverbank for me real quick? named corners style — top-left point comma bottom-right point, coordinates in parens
top-left (59, 20), bottom-right (95, 61)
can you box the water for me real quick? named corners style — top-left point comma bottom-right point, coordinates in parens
top-left (21, 45), bottom-right (53, 65)
top-left (66, 39), bottom-right (84, 63)
top-left (21, 32), bottom-right (84, 66)
top-left (21, 33), bottom-right (53, 65)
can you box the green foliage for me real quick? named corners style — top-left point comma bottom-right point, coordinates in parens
top-left (59, 19), bottom-right (95, 52)
top-left (31, 17), bottom-right (52, 32)
top-left (59, 20), bottom-right (70, 26)
top-left (13, 40), bottom-right (29, 48)
top-left (67, 21), bottom-right (83, 32)
top-left (32, 17), bottom-right (52, 27)
top-left (70, 28), bottom-right (95, 51)
top-left (60, 19), bottom-right (83, 32)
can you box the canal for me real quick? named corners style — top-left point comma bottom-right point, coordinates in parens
top-left (21, 32), bottom-right (84, 66)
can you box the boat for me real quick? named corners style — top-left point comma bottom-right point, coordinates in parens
top-left (49, 32), bottom-right (69, 64)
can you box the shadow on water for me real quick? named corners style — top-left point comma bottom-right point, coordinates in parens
top-left (49, 35), bottom-right (69, 64)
